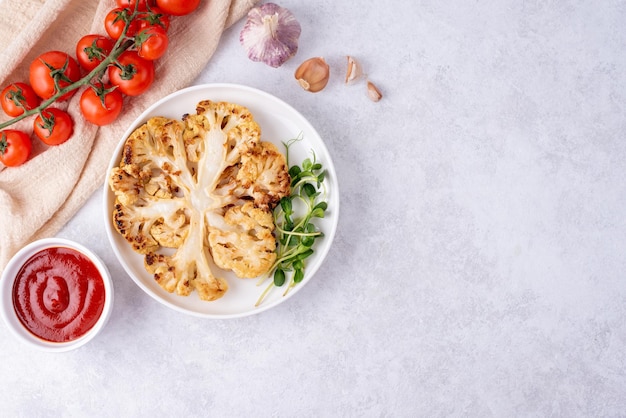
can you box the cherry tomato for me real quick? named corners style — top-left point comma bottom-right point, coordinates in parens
top-left (80, 84), bottom-right (124, 126)
top-left (136, 26), bottom-right (169, 61)
top-left (33, 108), bottom-right (73, 146)
top-left (76, 35), bottom-right (114, 72)
top-left (0, 130), bottom-right (32, 167)
top-left (104, 8), bottom-right (140, 40)
top-left (108, 51), bottom-right (155, 96)
top-left (156, 0), bottom-right (200, 16)
top-left (138, 7), bottom-right (171, 31)
top-left (29, 51), bottom-right (81, 101)
top-left (116, 0), bottom-right (151, 10)
top-left (0, 83), bottom-right (40, 117)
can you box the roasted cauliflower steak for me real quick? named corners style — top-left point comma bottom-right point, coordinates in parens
top-left (109, 100), bottom-right (290, 301)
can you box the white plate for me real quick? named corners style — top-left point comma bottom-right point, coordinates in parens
top-left (102, 83), bottom-right (339, 318)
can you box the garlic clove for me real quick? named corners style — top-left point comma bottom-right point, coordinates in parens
top-left (295, 57), bottom-right (330, 93)
top-left (345, 56), bottom-right (363, 84)
top-left (240, 3), bottom-right (301, 68)
top-left (366, 81), bottom-right (382, 102)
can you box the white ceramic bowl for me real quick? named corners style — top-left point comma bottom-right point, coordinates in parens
top-left (0, 238), bottom-right (114, 352)
top-left (103, 83), bottom-right (339, 318)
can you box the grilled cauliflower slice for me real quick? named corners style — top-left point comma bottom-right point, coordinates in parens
top-left (109, 100), bottom-right (291, 302)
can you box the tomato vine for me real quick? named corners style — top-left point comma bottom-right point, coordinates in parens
top-left (0, 0), bottom-right (199, 166)
top-left (0, 36), bottom-right (132, 131)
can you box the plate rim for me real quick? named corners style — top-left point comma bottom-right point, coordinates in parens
top-left (102, 82), bottom-right (340, 319)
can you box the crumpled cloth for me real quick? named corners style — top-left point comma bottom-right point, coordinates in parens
top-left (0, 0), bottom-right (258, 273)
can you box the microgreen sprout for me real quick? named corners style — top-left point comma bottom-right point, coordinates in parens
top-left (255, 134), bottom-right (328, 306)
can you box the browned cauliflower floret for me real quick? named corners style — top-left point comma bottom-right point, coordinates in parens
top-left (109, 100), bottom-right (291, 302)
top-left (109, 117), bottom-right (188, 255)
top-left (121, 116), bottom-right (194, 190)
top-left (144, 212), bottom-right (228, 301)
top-left (109, 167), bottom-right (142, 206)
top-left (208, 202), bottom-right (277, 278)
top-left (144, 172), bottom-right (178, 199)
top-left (238, 141), bottom-right (290, 210)
top-left (183, 100), bottom-right (260, 165)
top-left (150, 209), bottom-right (188, 248)
top-left (111, 196), bottom-right (186, 254)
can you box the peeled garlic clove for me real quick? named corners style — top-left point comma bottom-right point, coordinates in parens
top-left (367, 81), bottom-right (382, 102)
top-left (295, 57), bottom-right (330, 93)
top-left (345, 56), bottom-right (363, 84)
top-left (239, 3), bottom-right (301, 68)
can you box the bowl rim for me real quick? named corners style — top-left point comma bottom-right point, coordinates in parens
top-left (0, 237), bottom-right (114, 352)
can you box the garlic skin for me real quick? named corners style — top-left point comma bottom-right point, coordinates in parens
top-left (239, 3), bottom-right (301, 68)
top-left (295, 57), bottom-right (330, 93)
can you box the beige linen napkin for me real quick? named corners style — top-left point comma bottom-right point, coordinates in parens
top-left (0, 0), bottom-right (258, 273)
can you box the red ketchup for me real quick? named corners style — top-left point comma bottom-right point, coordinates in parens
top-left (12, 246), bottom-right (105, 343)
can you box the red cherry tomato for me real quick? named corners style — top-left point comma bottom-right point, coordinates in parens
top-left (33, 108), bottom-right (73, 146)
top-left (108, 51), bottom-right (155, 96)
top-left (0, 82), bottom-right (40, 117)
top-left (116, 0), bottom-right (151, 10)
top-left (0, 130), bottom-right (32, 167)
top-left (138, 6), bottom-right (171, 31)
top-left (76, 35), bottom-right (114, 72)
top-left (80, 84), bottom-right (124, 126)
top-left (136, 26), bottom-right (169, 60)
top-left (104, 7), bottom-right (140, 40)
top-left (155, 0), bottom-right (200, 16)
top-left (29, 51), bottom-right (82, 101)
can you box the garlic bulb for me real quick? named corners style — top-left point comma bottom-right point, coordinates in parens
top-left (239, 3), bottom-right (301, 68)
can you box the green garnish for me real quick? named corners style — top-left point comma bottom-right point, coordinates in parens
top-left (255, 134), bottom-right (328, 306)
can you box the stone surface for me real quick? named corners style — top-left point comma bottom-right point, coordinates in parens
top-left (1, 0), bottom-right (626, 416)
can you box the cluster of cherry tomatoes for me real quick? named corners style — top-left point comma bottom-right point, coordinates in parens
top-left (0, 0), bottom-right (200, 167)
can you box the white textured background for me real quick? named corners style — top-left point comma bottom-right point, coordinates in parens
top-left (2, 0), bottom-right (626, 416)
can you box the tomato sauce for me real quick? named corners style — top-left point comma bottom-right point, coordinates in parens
top-left (12, 247), bottom-right (105, 343)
